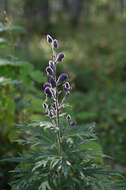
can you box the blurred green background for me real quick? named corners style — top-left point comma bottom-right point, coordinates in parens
top-left (1, 0), bottom-right (126, 189)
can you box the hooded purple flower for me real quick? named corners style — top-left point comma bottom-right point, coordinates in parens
top-left (52, 103), bottom-right (56, 110)
top-left (56, 53), bottom-right (64, 62)
top-left (58, 73), bottom-right (68, 83)
top-left (47, 34), bottom-right (53, 43)
top-left (48, 109), bottom-right (54, 118)
top-left (66, 91), bottom-right (70, 97)
top-left (63, 82), bottom-right (71, 91)
top-left (49, 61), bottom-right (55, 70)
top-left (70, 121), bottom-right (76, 126)
top-left (50, 77), bottom-right (56, 88)
top-left (44, 87), bottom-right (53, 99)
top-left (46, 66), bottom-right (54, 75)
top-left (43, 82), bottom-right (51, 89)
top-left (53, 39), bottom-right (58, 48)
top-left (66, 114), bottom-right (71, 121)
top-left (43, 103), bottom-right (47, 109)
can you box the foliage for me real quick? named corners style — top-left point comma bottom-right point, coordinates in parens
top-left (3, 35), bottom-right (125, 190)
top-left (5, 121), bottom-right (125, 190)
top-left (0, 21), bottom-right (45, 189)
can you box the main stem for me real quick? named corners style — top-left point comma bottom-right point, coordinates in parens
top-left (55, 90), bottom-right (62, 156)
top-left (52, 47), bottom-right (62, 156)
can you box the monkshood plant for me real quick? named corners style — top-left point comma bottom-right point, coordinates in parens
top-left (4, 35), bottom-right (125, 190)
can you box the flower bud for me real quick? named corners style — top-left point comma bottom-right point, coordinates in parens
top-left (46, 66), bottom-right (53, 75)
top-left (49, 109), bottom-right (54, 118)
top-left (43, 82), bottom-right (51, 89)
top-left (70, 121), bottom-right (76, 126)
top-left (63, 82), bottom-right (71, 91)
top-left (66, 114), bottom-right (71, 121)
top-left (48, 104), bottom-right (51, 109)
top-left (52, 103), bottom-right (56, 110)
top-left (47, 34), bottom-right (53, 43)
top-left (56, 53), bottom-right (64, 62)
top-left (44, 87), bottom-right (53, 99)
top-left (58, 73), bottom-right (68, 83)
top-left (43, 103), bottom-right (47, 109)
top-left (53, 39), bottom-right (58, 48)
top-left (50, 77), bottom-right (56, 88)
top-left (66, 91), bottom-right (70, 97)
top-left (49, 60), bottom-right (55, 70)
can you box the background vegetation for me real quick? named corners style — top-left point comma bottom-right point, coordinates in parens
top-left (0, 0), bottom-right (126, 189)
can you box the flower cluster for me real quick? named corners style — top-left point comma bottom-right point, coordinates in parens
top-left (43, 34), bottom-right (76, 128)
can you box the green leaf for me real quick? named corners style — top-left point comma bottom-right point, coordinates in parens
top-left (0, 59), bottom-right (23, 66)
top-left (38, 181), bottom-right (51, 190)
top-left (29, 70), bottom-right (45, 83)
top-left (0, 77), bottom-right (13, 85)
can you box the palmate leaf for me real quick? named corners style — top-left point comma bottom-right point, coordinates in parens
top-left (38, 181), bottom-right (51, 190)
top-left (16, 121), bottom-right (57, 148)
top-left (4, 120), bottom-right (125, 190)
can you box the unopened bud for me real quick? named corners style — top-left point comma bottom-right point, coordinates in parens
top-left (50, 77), bottom-right (56, 88)
top-left (47, 34), bottom-right (53, 43)
top-left (44, 87), bottom-right (53, 99)
top-left (66, 114), bottom-right (71, 121)
top-left (70, 121), bottom-right (76, 126)
top-left (66, 91), bottom-right (70, 97)
top-left (43, 103), bottom-right (47, 109)
top-left (53, 39), bottom-right (58, 48)
top-left (49, 109), bottom-right (54, 117)
top-left (43, 82), bottom-right (51, 89)
top-left (56, 53), bottom-right (64, 62)
top-left (46, 66), bottom-right (53, 75)
top-left (63, 82), bottom-right (71, 91)
top-left (49, 60), bottom-right (55, 70)
top-left (58, 73), bottom-right (68, 83)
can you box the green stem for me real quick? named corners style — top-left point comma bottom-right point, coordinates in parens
top-left (55, 93), bottom-right (62, 156)
top-left (52, 46), bottom-right (62, 156)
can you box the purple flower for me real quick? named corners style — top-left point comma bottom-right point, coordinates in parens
top-left (52, 103), bottom-right (56, 110)
top-left (43, 103), bottom-right (47, 109)
top-left (63, 82), bottom-right (71, 91)
top-left (48, 109), bottom-right (54, 118)
top-left (50, 77), bottom-right (56, 88)
top-left (66, 91), bottom-right (70, 97)
top-left (46, 66), bottom-right (53, 75)
top-left (56, 53), bottom-right (64, 62)
top-left (47, 34), bottom-right (53, 43)
top-left (43, 82), bottom-right (51, 89)
top-left (48, 104), bottom-right (51, 109)
top-left (70, 121), bottom-right (76, 126)
top-left (49, 60), bottom-right (55, 70)
top-left (66, 114), bottom-right (71, 121)
top-left (53, 39), bottom-right (58, 48)
top-left (58, 73), bottom-right (68, 83)
top-left (44, 87), bottom-right (53, 99)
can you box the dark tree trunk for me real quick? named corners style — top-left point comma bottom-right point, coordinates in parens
top-left (120, 0), bottom-right (124, 14)
top-left (4, 0), bottom-right (8, 13)
top-left (62, 0), bottom-right (70, 11)
top-left (23, 0), bottom-right (49, 60)
top-left (23, 0), bottom-right (49, 32)
top-left (69, 0), bottom-right (84, 26)
top-left (83, 0), bottom-right (92, 17)
top-left (36, 0), bottom-right (49, 25)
